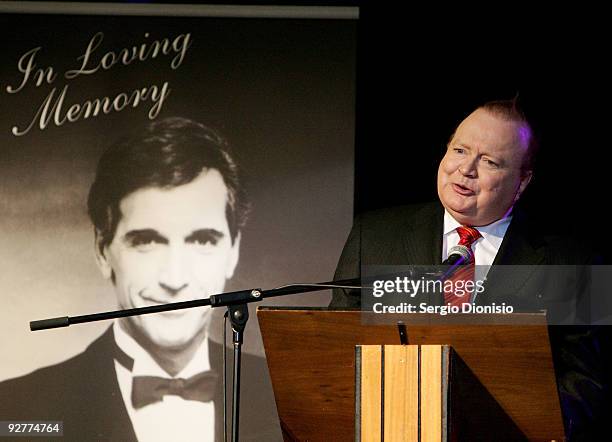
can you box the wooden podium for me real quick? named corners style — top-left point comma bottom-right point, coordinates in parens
top-left (257, 308), bottom-right (565, 442)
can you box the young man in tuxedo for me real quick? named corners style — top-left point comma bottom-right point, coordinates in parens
top-left (331, 100), bottom-right (608, 441)
top-left (0, 117), bottom-right (281, 441)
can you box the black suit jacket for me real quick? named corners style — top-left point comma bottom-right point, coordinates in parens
top-left (329, 202), bottom-right (609, 441)
top-left (0, 327), bottom-right (281, 442)
top-left (331, 202), bottom-right (591, 312)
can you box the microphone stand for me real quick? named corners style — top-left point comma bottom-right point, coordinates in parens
top-left (30, 277), bottom-right (362, 442)
top-left (227, 302), bottom-right (248, 442)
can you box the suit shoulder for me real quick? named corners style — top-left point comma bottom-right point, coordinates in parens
top-left (0, 354), bottom-right (85, 418)
top-left (511, 209), bottom-right (596, 265)
top-left (543, 233), bottom-right (595, 265)
top-left (0, 329), bottom-right (115, 419)
top-left (0, 350), bottom-right (88, 391)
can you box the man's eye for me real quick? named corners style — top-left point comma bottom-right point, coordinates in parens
top-left (129, 237), bottom-right (162, 251)
top-left (483, 158), bottom-right (499, 168)
top-left (453, 147), bottom-right (465, 154)
top-left (133, 238), bottom-right (157, 246)
top-left (185, 230), bottom-right (223, 250)
top-left (190, 237), bottom-right (219, 247)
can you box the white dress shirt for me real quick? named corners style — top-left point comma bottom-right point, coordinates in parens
top-left (442, 210), bottom-right (512, 301)
top-left (113, 321), bottom-right (216, 442)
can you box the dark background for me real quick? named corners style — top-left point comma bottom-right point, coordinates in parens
top-left (340, 2), bottom-right (607, 258)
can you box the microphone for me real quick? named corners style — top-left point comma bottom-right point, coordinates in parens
top-left (438, 245), bottom-right (473, 282)
top-left (442, 244), bottom-right (472, 266)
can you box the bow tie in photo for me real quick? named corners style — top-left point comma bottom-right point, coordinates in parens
top-left (131, 370), bottom-right (219, 409)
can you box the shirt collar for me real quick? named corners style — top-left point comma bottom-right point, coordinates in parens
top-left (443, 209), bottom-right (512, 239)
top-left (113, 320), bottom-right (211, 378)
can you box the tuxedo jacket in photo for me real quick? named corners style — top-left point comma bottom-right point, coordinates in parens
top-left (0, 327), bottom-right (281, 442)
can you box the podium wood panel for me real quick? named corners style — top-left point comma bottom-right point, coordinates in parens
top-left (383, 346), bottom-right (419, 442)
top-left (420, 346), bottom-right (443, 442)
top-left (257, 309), bottom-right (564, 442)
top-left (360, 346), bottom-right (382, 441)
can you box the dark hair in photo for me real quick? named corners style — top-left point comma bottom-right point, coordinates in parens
top-left (87, 117), bottom-right (249, 249)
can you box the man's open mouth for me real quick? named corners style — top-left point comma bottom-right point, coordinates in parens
top-left (452, 183), bottom-right (475, 196)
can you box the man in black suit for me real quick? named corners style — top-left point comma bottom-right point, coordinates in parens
top-left (331, 100), bottom-right (583, 308)
top-left (330, 100), bottom-right (608, 440)
top-left (0, 117), bottom-right (281, 441)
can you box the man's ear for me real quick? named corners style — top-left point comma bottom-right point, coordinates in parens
top-left (515, 170), bottom-right (533, 202)
top-left (225, 232), bottom-right (241, 280)
top-left (94, 231), bottom-right (113, 280)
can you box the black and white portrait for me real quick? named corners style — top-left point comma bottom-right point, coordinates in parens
top-left (0, 4), bottom-right (356, 441)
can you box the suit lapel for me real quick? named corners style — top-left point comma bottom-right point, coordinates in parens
top-left (397, 202), bottom-right (444, 305)
top-left (397, 203), bottom-right (547, 305)
top-left (363, 201), bottom-right (547, 306)
top-left (479, 209), bottom-right (546, 303)
top-left (78, 327), bottom-right (138, 442)
top-left (401, 202), bottom-right (443, 265)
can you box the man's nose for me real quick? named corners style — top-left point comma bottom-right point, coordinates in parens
top-left (458, 156), bottom-right (478, 177)
top-left (158, 247), bottom-right (189, 295)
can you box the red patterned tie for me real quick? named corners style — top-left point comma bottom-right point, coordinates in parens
top-left (444, 226), bottom-right (482, 307)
